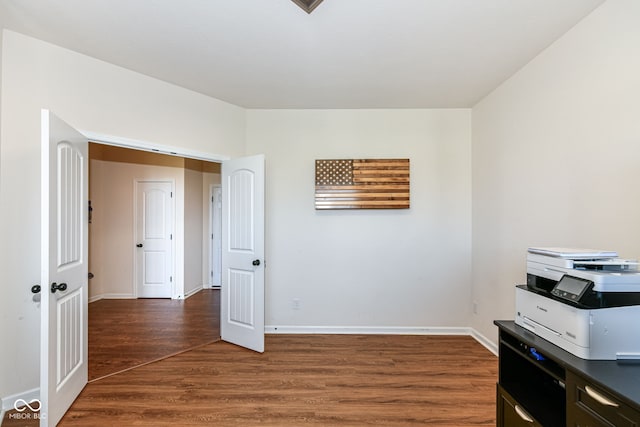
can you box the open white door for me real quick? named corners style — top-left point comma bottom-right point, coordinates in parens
top-left (40, 110), bottom-right (88, 426)
top-left (221, 154), bottom-right (265, 353)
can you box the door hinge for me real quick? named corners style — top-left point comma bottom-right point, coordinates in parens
top-left (170, 234), bottom-right (173, 240)
top-left (170, 276), bottom-right (173, 283)
top-left (170, 191), bottom-right (173, 198)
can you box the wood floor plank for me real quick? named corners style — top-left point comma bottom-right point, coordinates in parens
top-left (3, 292), bottom-right (498, 427)
top-left (59, 334), bottom-right (497, 426)
top-left (88, 289), bottom-right (220, 381)
top-left (1, 290), bottom-right (220, 427)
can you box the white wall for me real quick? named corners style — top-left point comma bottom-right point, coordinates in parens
top-left (184, 161), bottom-right (204, 297)
top-left (471, 0), bottom-right (640, 342)
top-left (0, 8), bottom-right (5, 148)
top-left (0, 27), bottom-right (4, 178)
top-left (202, 169), bottom-right (221, 287)
top-left (0, 30), bottom-right (245, 404)
top-left (246, 109), bottom-right (472, 330)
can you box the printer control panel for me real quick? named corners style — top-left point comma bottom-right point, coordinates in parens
top-left (551, 275), bottom-right (593, 303)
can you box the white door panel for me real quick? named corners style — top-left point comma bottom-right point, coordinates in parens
top-left (135, 181), bottom-right (173, 298)
top-left (40, 110), bottom-right (88, 426)
top-left (221, 155), bottom-right (265, 353)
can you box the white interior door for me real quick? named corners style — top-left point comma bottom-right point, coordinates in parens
top-left (40, 110), bottom-right (88, 426)
top-left (135, 181), bottom-right (174, 298)
top-left (221, 155), bottom-right (265, 352)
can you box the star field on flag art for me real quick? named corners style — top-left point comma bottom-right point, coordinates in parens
top-left (315, 160), bottom-right (354, 186)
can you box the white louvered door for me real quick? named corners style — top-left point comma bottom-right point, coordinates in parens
top-left (221, 155), bottom-right (265, 352)
top-left (40, 110), bottom-right (88, 426)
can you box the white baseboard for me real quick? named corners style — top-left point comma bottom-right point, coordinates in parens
top-left (2, 387), bottom-right (39, 412)
top-left (265, 325), bottom-right (498, 355)
top-left (89, 293), bottom-right (136, 303)
top-left (90, 287), bottom-right (218, 303)
top-left (266, 325), bottom-right (471, 335)
top-left (183, 286), bottom-right (203, 299)
top-left (470, 328), bottom-right (499, 356)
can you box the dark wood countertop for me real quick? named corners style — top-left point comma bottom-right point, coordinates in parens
top-left (495, 320), bottom-right (640, 410)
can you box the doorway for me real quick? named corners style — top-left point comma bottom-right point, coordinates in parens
top-left (87, 143), bottom-right (222, 379)
top-left (37, 115), bottom-right (265, 426)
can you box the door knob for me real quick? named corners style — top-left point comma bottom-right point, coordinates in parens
top-left (136, 243), bottom-right (143, 248)
top-left (31, 285), bottom-right (41, 294)
top-left (252, 259), bottom-right (261, 266)
top-left (51, 282), bottom-right (67, 293)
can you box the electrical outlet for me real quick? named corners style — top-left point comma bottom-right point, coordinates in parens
top-left (473, 301), bottom-right (478, 315)
top-left (292, 298), bottom-right (300, 310)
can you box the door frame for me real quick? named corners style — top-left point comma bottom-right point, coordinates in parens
top-left (86, 133), bottom-right (265, 350)
top-left (39, 127), bottom-right (243, 424)
top-left (83, 131), bottom-right (230, 300)
top-left (81, 131), bottom-right (230, 163)
top-left (208, 184), bottom-right (222, 288)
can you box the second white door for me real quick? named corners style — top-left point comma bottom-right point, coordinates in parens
top-left (135, 181), bottom-right (174, 298)
top-left (221, 155), bottom-right (265, 353)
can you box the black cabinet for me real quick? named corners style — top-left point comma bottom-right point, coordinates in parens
top-left (498, 384), bottom-right (543, 426)
top-left (495, 321), bottom-right (640, 427)
top-left (497, 327), bottom-right (565, 426)
top-left (567, 371), bottom-right (639, 427)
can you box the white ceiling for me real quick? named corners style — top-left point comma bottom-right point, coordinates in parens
top-left (0, 0), bottom-right (604, 109)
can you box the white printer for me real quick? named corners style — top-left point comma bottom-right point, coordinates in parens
top-left (515, 247), bottom-right (640, 360)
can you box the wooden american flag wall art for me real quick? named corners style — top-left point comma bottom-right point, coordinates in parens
top-left (314, 159), bottom-right (410, 209)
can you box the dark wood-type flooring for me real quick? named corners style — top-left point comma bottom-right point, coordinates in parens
top-left (2, 289), bottom-right (220, 427)
top-left (58, 334), bottom-right (497, 426)
top-left (3, 290), bottom-right (499, 426)
top-left (88, 289), bottom-right (220, 381)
